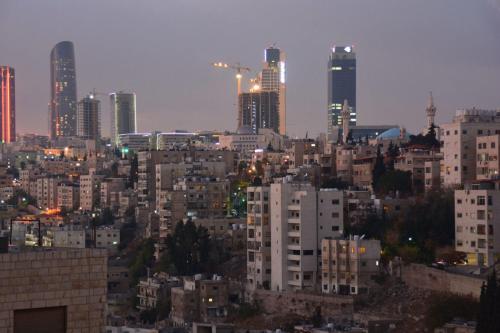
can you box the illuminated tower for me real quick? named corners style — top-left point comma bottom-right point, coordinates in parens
top-left (260, 46), bottom-right (286, 135)
top-left (50, 41), bottom-right (77, 138)
top-left (77, 94), bottom-right (101, 140)
top-left (110, 92), bottom-right (137, 146)
top-left (0, 66), bottom-right (15, 143)
top-left (328, 46), bottom-right (356, 136)
top-left (426, 92), bottom-right (437, 129)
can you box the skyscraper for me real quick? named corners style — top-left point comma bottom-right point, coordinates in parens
top-left (328, 46), bottom-right (356, 136)
top-left (0, 66), bottom-right (15, 143)
top-left (77, 94), bottom-right (101, 140)
top-left (50, 41), bottom-right (77, 139)
top-left (259, 47), bottom-right (286, 135)
top-left (110, 92), bottom-right (137, 146)
top-left (239, 91), bottom-right (279, 134)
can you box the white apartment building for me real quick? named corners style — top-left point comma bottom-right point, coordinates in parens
top-left (246, 186), bottom-right (271, 291)
top-left (36, 176), bottom-right (59, 210)
top-left (441, 109), bottom-right (500, 187)
top-left (476, 134), bottom-right (500, 180)
top-left (455, 181), bottom-right (500, 266)
top-left (270, 181), bottom-right (343, 292)
top-left (79, 174), bottom-right (103, 211)
top-left (321, 237), bottom-right (380, 295)
top-left (49, 226), bottom-right (86, 248)
top-left (57, 181), bottom-right (79, 210)
top-left (218, 128), bottom-right (283, 154)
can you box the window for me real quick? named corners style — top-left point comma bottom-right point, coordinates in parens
top-left (331, 199), bottom-right (340, 205)
top-left (332, 212), bottom-right (339, 218)
top-left (477, 210), bottom-right (486, 220)
top-left (477, 196), bottom-right (486, 206)
top-left (303, 250), bottom-right (314, 255)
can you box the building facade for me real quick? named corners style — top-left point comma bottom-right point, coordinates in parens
top-left (260, 46), bottom-right (286, 135)
top-left (321, 237), bottom-right (381, 295)
top-left (238, 91), bottom-right (279, 134)
top-left (441, 109), bottom-right (500, 187)
top-left (0, 66), bottom-right (15, 143)
top-left (77, 94), bottom-right (101, 140)
top-left (270, 181), bottom-right (344, 292)
top-left (50, 41), bottom-right (77, 138)
top-left (327, 46), bottom-right (356, 136)
top-left (455, 182), bottom-right (500, 266)
top-left (111, 92), bottom-right (137, 146)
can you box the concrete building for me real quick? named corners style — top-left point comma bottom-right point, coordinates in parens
top-left (137, 273), bottom-right (180, 311)
top-left (118, 133), bottom-right (152, 152)
top-left (100, 177), bottom-right (126, 210)
top-left (247, 186), bottom-right (271, 291)
top-left (79, 173), bottom-right (103, 211)
top-left (77, 94), bottom-right (100, 140)
top-left (36, 176), bottom-right (60, 210)
top-left (321, 237), bottom-right (381, 295)
top-left (476, 134), bottom-right (500, 180)
top-left (270, 181), bottom-right (344, 292)
top-left (441, 109), bottom-right (500, 187)
top-left (218, 128), bottom-right (283, 154)
top-left (57, 180), bottom-right (80, 210)
top-left (424, 159), bottom-right (443, 191)
top-left (0, 248), bottom-right (107, 332)
top-left (455, 181), bottom-right (500, 266)
top-left (49, 225), bottom-right (86, 248)
top-left (395, 147), bottom-right (441, 192)
top-left (171, 276), bottom-right (228, 326)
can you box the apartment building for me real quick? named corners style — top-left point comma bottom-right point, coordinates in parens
top-left (246, 186), bottom-right (271, 291)
top-left (80, 173), bottom-right (103, 211)
top-left (476, 134), bottom-right (500, 180)
top-left (36, 176), bottom-right (60, 210)
top-left (321, 237), bottom-right (381, 295)
top-left (455, 181), bottom-right (500, 266)
top-left (441, 109), bottom-right (500, 187)
top-left (57, 181), bottom-right (79, 210)
top-left (270, 181), bottom-right (344, 292)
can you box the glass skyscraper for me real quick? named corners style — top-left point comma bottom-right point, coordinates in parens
top-left (110, 92), bottom-right (137, 146)
top-left (0, 66), bottom-right (15, 143)
top-left (50, 41), bottom-right (77, 138)
top-left (327, 46), bottom-right (356, 135)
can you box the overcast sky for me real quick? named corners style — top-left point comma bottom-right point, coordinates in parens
top-left (2, 0), bottom-right (500, 137)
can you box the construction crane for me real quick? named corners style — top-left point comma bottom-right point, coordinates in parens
top-left (212, 62), bottom-right (251, 128)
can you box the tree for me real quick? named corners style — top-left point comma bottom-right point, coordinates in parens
top-left (372, 145), bottom-right (386, 191)
top-left (310, 306), bottom-right (322, 328)
top-left (477, 270), bottom-right (500, 333)
top-left (375, 170), bottom-right (412, 196)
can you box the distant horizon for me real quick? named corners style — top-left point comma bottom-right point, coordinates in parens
top-left (2, 0), bottom-right (500, 138)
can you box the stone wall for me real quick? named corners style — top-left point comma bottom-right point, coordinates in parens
top-left (252, 289), bottom-right (354, 319)
top-left (0, 248), bottom-right (107, 333)
top-left (401, 264), bottom-right (484, 299)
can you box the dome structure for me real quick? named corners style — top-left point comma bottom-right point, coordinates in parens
top-left (376, 127), bottom-right (412, 140)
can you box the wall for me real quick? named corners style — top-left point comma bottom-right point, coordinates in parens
top-left (252, 289), bottom-right (354, 319)
top-left (0, 248), bottom-right (107, 333)
top-left (401, 264), bottom-right (484, 299)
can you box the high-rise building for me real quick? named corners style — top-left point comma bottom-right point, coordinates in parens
top-left (77, 94), bottom-right (101, 140)
top-left (441, 109), bottom-right (500, 187)
top-left (259, 47), bottom-right (286, 135)
top-left (455, 182), bottom-right (500, 266)
top-left (0, 66), bottom-right (15, 143)
top-left (50, 41), bottom-right (77, 138)
top-left (238, 91), bottom-right (279, 134)
top-left (270, 181), bottom-right (344, 292)
top-left (110, 92), bottom-right (136, 146)
top-left (328, 46), bottom-right (356, 136)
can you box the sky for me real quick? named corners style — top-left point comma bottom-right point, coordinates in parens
top-left (2, 0), bottom-right (500, 138)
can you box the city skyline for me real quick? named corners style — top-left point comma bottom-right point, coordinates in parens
top-left (2, 0), bottom-right (500, 138)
